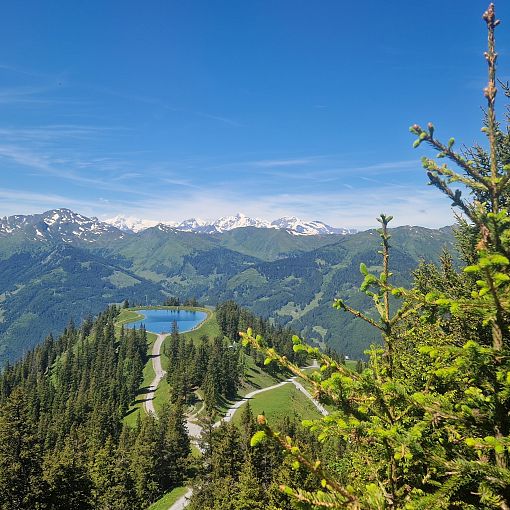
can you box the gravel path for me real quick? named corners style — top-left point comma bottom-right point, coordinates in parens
top-left (143, 333), bottom-right (168, 416)
top-left (290, 379), bottom-right (328, 416)
top-left (215, 379), bottom-right (294, 427)
top-left (168, 488), bottom-right (193, 510)
top-left (168, 361), bottom-right (327, 510)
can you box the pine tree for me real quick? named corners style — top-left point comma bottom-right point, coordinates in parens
top-left (0, 387), bottom-right (46, 510)
top-left (158, 400), bottom-right (191, 488)
top-left (233, 462), bottom-right (266, 510)
top-left (43, 427), bottom-right (92, 510)
top-left (130, 416), bottom-right (161, 507)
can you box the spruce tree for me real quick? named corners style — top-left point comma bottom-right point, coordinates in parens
top-left (0, 387), bottom-right (45, 510)
top-left (242, 4), bottom-right (510, 508)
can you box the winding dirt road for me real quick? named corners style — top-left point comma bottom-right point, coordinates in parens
top-left (143, 333), bottom-right (168, 416)
top-left (170, 369), bottom-right (328, 509)
top-left (168, 489), bottom-right (193, 510)
top-left (139, 345), bottom-right (327, 510)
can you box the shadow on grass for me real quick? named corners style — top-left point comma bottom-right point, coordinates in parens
top-left (243, 375), bottom-right (262, 389)
top-left (137, 385), bottom-right (152, 395)
top-left (133, 396), bottom-right (152, 405)
top-left (124, 407), bottom-right (139, 418)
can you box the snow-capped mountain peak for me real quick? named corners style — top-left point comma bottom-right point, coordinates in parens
top-left (2, 209), bottom-right (355, 239)
top-left (174, 218), bottom-right (219, 234)
top-left (177, 218), bottom-right (207, 230)
top-left (213, 213), bottom-right (271, 232)
top-left (0, 209), bottom-right (126, 244)
top-left (270, 216), bottom-right (353, 235)
top-left (103, 212), bottom-right (355, 236)
top-left (106, 215), bottom-right (163, 233)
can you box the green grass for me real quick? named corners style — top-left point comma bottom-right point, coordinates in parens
top-left (191, 444), bottom-right (201, 458)
top-left (240, 354), bottom-right (289, 395)
top-left (345, 359), bottom-right (358, 371)
top-left (211, 353), bottom-right (289, 417)
top-left (147, 486), bottom-right (189, 510)
top-left (231, 382), bottom-right (321, 424)
top-left (116, 308), bottom-right (145, 327)
top-left (179, 310), bottom-right (221, 346)
top-left (152, 373), bottom-right (171, 417)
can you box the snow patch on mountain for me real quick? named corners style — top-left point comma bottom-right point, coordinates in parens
top-left (0, 209), bottom-right (126, 243)
top-left (213, 213), bottom-right (272, 232)
top-left (106, 215), bottom-right (163, 233)
top-left (270, 216), bottom-right (355, 235)
top-left (175, 218), bottom-right (217, 233)
top-left (105, 212), bottom-right (355, 236)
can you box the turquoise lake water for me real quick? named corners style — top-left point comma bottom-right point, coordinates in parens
top-left (127, 309), bottom-right (207, 334)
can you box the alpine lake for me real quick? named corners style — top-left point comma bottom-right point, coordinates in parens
top-left (126, 308), bottom-right (207, 334)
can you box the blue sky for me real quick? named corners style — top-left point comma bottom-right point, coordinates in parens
top-left (0, 0), bottom-right (509, 228)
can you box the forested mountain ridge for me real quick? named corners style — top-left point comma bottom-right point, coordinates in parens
top-left (0, 244), bottom-right (165, 362)
top-left (0, 300), bottom-right (313, 509)
top-left (0, 306), bottom-right (194, 509)
top-left (0, 208), bottom-right (455, 363)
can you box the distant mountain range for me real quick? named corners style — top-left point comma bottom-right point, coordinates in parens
top-left (105, 212), bottom-right (357, 236)
top-left (0, 208), bottom-right (455, 364)
top-left (0, 209), bottom-right (126, 244)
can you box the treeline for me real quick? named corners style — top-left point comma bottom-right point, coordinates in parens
top-left (163, 296), bottom-right (200, 307)
top-left (164, 322), bottom-right (241, 413)
top-left (0, 306), bottom-right (190, 509)
top-left (189, 403), bottom-right (329, 510)
top-left (216, 300), bottom-right (305, 364)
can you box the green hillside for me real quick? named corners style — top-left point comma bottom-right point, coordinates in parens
top-left (0, 224), bottom-right (455, 363)
top-left (231, 383), bottom-right (321, 424)
top-left (214, 226), bottom-right (342, 261)
top-left (0, 244), bottom-right (164, 363)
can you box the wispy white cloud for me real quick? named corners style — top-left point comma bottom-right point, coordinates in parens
top-left (162, 178), bottom-right (200, 188)
top-left (0, 144), bottom-right (155, 197)
top-left (86, 181), bottom-right (456, 230)
top-left (0, 86), bottom-right (53, 104)
top-left (194, 111), bottom-right (241, 127)
top-left (0, 124), bottom-right (129, 142)
top-left (0, 85), bottom-right (86, 107)
top-left (86, 84), bottom-right (241, 127)
top-left (252, 158), bottom-right (315, 168)
top-left (1, 169), bottom-right (457, 230)
top-left (0, 188), bottom-right (129, 218)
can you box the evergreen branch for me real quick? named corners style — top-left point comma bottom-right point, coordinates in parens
top-left (333, 299), bottom-right (385, 332)
top-left (424, 169), bottom-right (476, 221)
top-left (483, 2), bottom-right (501, 212)
top-left (389, 301), bottom-right (424, 327)
top-left (256, 415), bottom-right (360, 508)
top-left (239, 330), bottom-right (364, 407)
top-left (410, 123), bottom-right (491, 185)
top-left (422, 159), bottom-right (489, 191)
top-left (279, 486), bottom-right (360, 509)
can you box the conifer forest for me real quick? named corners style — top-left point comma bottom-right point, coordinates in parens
top-left (1, 3), bottom-right (510, 510)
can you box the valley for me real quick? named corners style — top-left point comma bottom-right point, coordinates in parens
top-left (0, 208), bottom-right (455, 364)
top-left (1, 2), bottom-right (508, 509)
